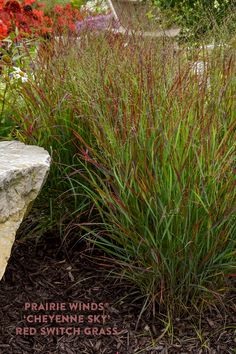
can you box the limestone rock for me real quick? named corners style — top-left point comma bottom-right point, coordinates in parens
top-left (0, 141), bottom-right (51, 281)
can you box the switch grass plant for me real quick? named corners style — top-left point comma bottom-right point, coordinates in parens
top-left (9, 31), bottom-right (236, 317)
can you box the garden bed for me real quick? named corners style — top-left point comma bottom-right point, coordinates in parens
top-left (0, 232), bottom-right (235, 353)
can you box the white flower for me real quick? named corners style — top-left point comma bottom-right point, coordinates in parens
top-left (11, 67), bottom-right (28, 83)
top-left (214, 0), bottom-right (219, 9)
top-left (12, 66), bottom-right (22, 73)
top-left (81, 0), bottom-right (109, 13)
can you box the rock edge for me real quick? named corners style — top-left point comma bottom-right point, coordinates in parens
top-left (0, 141), bottom-right (51, 281)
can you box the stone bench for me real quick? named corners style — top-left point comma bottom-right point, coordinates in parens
top-left (0, 141), bottom-right (51, 281)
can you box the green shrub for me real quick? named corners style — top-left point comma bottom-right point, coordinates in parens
top-left (0, 37), bottom-right (38, 139)
top-left (154, 0), bottom-right (235, 42)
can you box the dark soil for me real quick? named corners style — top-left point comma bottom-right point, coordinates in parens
top-left (0, 234), bottom-right (235, 354)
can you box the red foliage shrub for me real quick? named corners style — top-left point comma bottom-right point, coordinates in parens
top-left (51, 3), bottom-right (83, 34)
top-left (0, 20), bottom-right (8, 39)
top-left (0, 0), bottom-right (84, 41)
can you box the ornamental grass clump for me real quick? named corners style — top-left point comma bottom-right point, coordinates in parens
top-left (9, 32), bottom-right (236, 317)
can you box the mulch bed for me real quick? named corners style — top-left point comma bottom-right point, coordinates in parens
top-left (0, 233), bottom-right (235, 354)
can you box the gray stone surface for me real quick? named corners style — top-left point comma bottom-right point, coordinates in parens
top-left (112, 26), bottom-right (181, 38)
top-left (0, 141), bottom-right (51, 281)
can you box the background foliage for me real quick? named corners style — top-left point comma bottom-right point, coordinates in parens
top-left (154, 0), bottom-right (234, 40)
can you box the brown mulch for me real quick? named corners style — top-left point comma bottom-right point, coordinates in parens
top-left (0, 234), bottom-right (235, 354)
